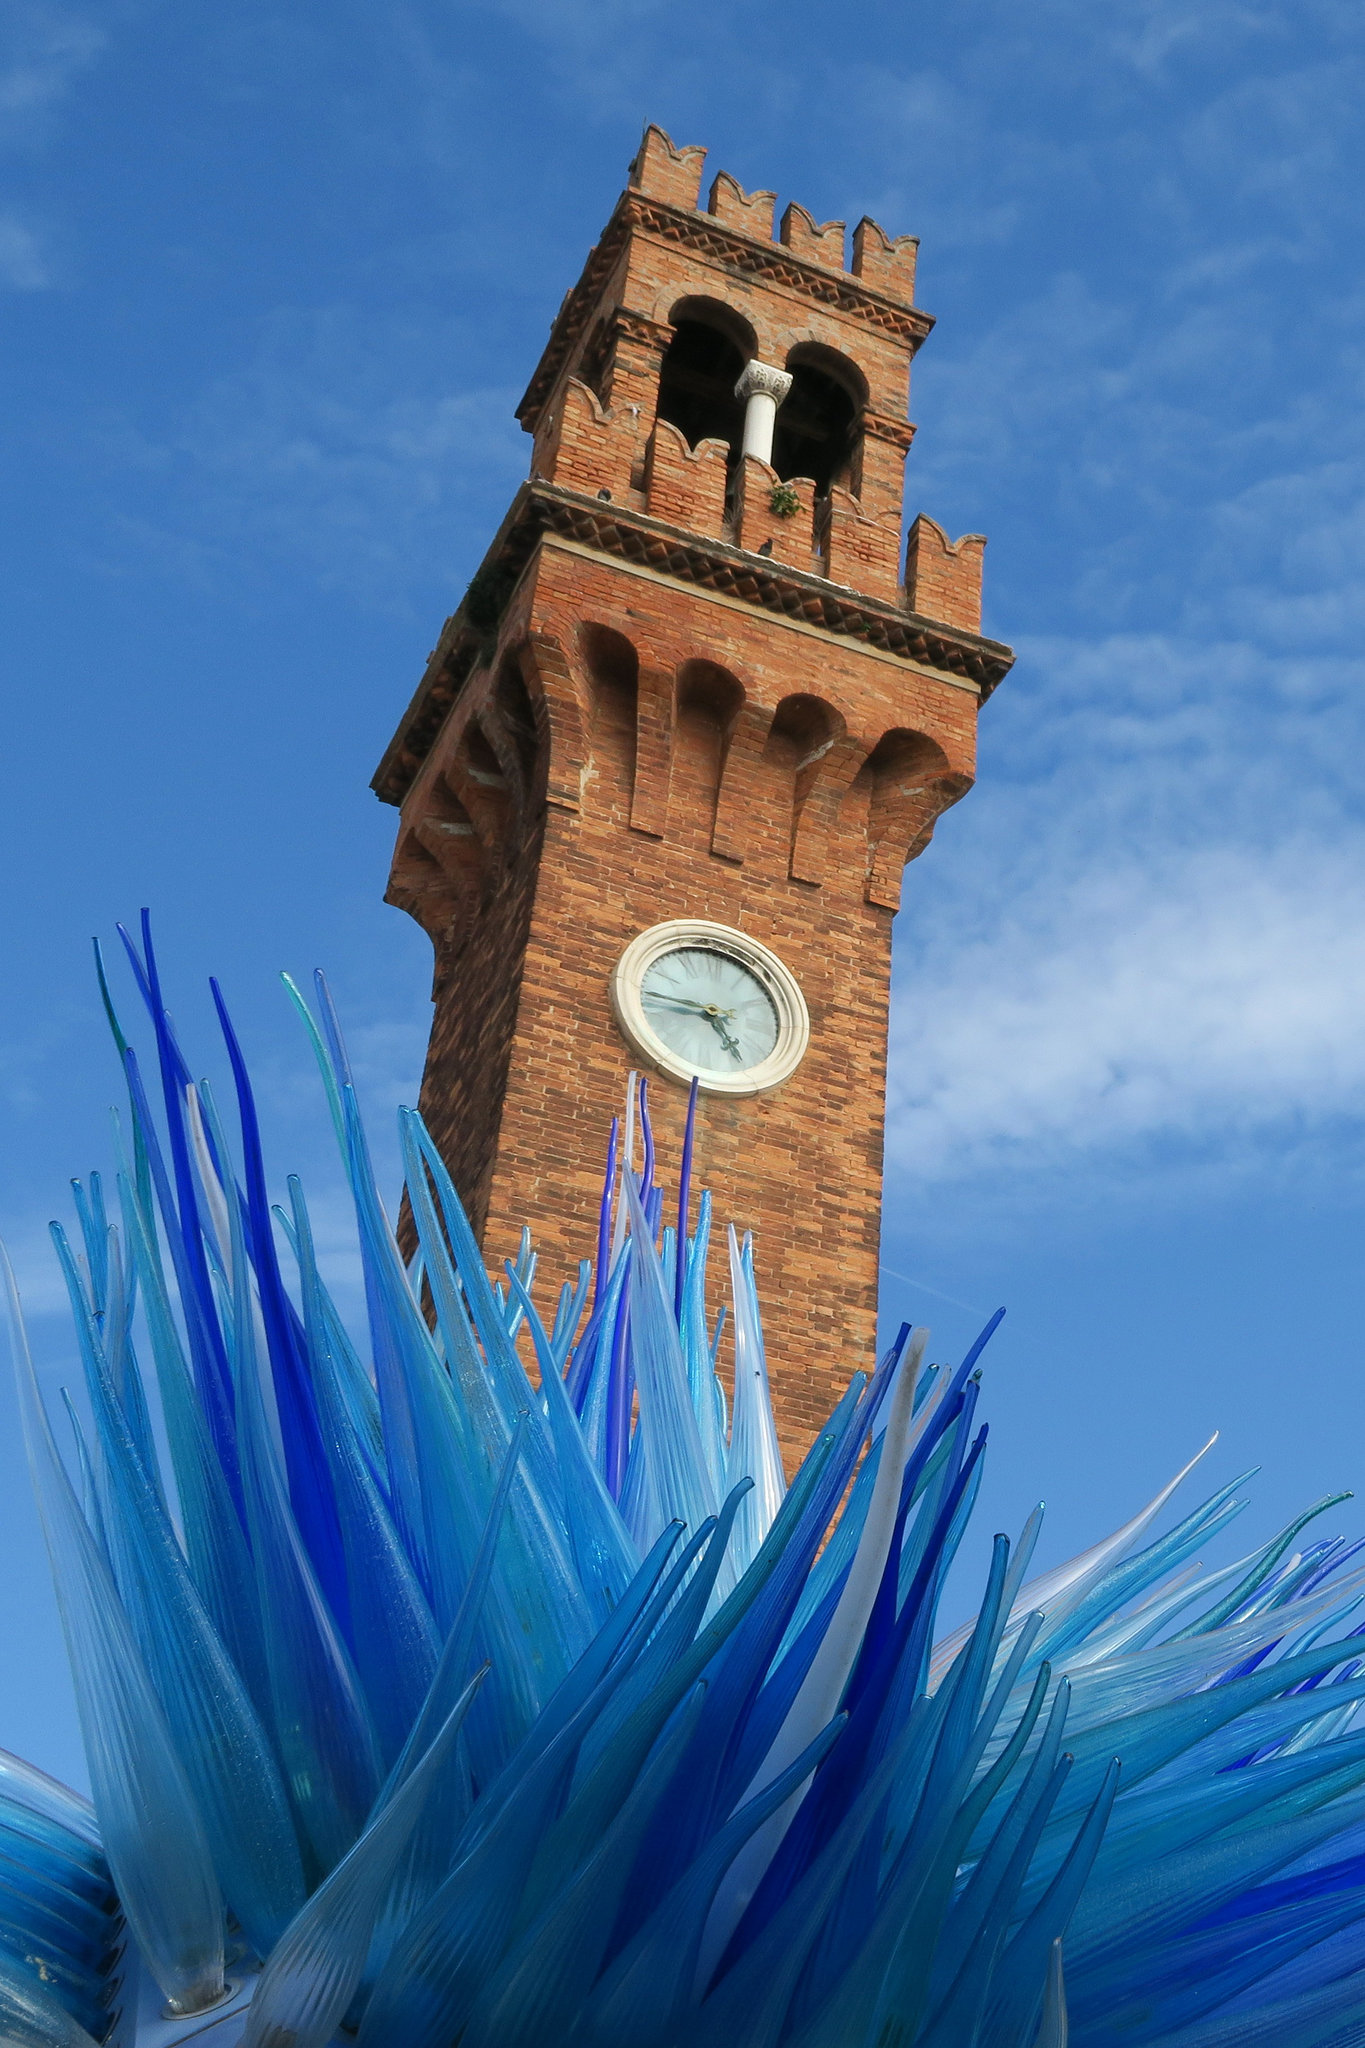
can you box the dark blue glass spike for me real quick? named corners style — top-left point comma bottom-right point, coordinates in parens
top-left (123, 920), bottom-right (235, 1450)
top-left (121, 1046), bottom-right (241, 1511)
top-left (735, 1423), bottom-right (992, 1957)
top-left (852, 1384), bottom-right (972, 1694)
top-left (211, 978), bottom-right (352, 1640)
top-left (604, 1284), bottom-right (634, 1503)
top-left (595, 1117), bottom-right (619, 1310)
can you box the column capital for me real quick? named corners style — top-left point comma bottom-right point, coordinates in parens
top-left (734, 359), bottom-right (793, 405)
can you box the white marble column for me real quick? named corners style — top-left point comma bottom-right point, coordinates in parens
top-left (734, 360), bottom-right (793, 465)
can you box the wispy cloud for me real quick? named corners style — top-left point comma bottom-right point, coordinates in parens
top-left (103, 308), bottom-right (523, 598)
top-left (0, 4), bottom-right (107, 142)
top-left (0, 2), bottom-right (115, 290)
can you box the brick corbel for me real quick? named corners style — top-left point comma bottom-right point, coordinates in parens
top-left (433, 715), bottom-right (508, 858)
top-left (517, 633), bottom-right (588, 813)
top-left (866, 767), bottom-right (973, 909)
top-left (712, 697), bottom-right (776, 864)
top-left (475, 698), bottom-right (529, 819)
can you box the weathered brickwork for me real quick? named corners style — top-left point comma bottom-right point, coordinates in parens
top-left (376, 124), bottom-right (1013, 1467)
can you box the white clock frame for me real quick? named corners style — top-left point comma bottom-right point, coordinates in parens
top-left (609, 918), bottom-right (811, 1097)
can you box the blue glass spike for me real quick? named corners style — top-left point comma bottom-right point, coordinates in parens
top-left (46, 1224), bottom-right (307, 1963)
top-left (604, 1279), bottom-right (633, 1504)
top-left (621, 1166), bottom-right (716, 1546)
top-left (503, 1262), bottom-right (636, 1622)
top-left (288, 1177), bottom-right (440, 1767)
top-left (124, 922), bottom-right (236, 1439)
top-left (227, 1166), bottom-right (383, 1881)
top-left (581, 1716), bottom-right (847, 2046)
top-left (5, 1244), bottom-right (227, 2017)
top-left (352, 1693), bottom-right (603, 2048)
top-left (459, 1685), bottom-right (710, 2048)
top-left (637, 1074), bottom-right (655, 1208)
top-left (241, 1670), bottom-right (485, 2048)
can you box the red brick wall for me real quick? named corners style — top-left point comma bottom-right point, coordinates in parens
top-left (394, 543), bottom-right (980, 1466)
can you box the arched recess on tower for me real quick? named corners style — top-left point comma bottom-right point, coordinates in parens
top-left (760, 692), bottom-right (847, 882)
top-left (578, 623), bottom-right (640, 820)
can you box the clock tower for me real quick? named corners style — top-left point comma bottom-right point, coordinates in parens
top-left (372, 125), bottom-right (1013, 1463)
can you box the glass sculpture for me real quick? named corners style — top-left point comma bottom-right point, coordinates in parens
top-left (4, 919), bottom-right (1365, 2046)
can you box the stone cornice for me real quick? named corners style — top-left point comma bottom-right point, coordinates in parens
top-left (372, 483), bottom-right (1013, 809)
top-left (516, 192), bottom-right (936, 433)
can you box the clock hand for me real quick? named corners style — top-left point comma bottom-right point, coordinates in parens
top-left (706, 1011), bottom-right (744, 1061)
top-left (646, 995), bottom-right (740, 1023)
top-left (642, 993), bottom-right (744, 1058)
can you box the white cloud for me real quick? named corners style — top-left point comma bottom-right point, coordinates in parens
top-left (0, 205), bottom-right (49, 286)
top-left (890, 833), bottom-right (1365, 1181)
top-left (887, 582), bottom-right (1365, 1201)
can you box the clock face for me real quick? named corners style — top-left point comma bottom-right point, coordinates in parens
top-left (610, 919), bottom-right (811, 1097)
top-left (639, 945), bottom-right (780, 1077)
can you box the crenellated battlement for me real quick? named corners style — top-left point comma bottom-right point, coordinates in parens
top-left (627, 124), bottom-right (917, 300)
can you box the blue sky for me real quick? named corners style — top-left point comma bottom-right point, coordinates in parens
top-left (3, 0), bottom-right (1365, 1787)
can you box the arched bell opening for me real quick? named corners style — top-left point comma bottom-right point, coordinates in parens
top-left (774, 345), bottom-right (865, 494)
top-left (656, 299), bottom-right (755, 457)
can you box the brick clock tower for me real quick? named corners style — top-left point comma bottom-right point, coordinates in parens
top-left (373, 125), bottom-right (1013, 1461)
